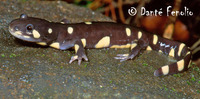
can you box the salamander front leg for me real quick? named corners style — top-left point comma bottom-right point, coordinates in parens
top-left (69, 40), bottom-right (88, 65)
top-left (69, 54), bottom-right (88, 65)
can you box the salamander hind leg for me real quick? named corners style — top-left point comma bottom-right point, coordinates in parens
top-left (115, 39), bottom-right (148, 62)
top-left (114, 46), bottom-right (140, 62)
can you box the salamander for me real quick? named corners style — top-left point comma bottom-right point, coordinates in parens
top-left (8, 14), bottom-right (192, 76)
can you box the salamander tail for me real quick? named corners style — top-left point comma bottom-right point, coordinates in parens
top-left (154, 51), bottom-right (192, 76)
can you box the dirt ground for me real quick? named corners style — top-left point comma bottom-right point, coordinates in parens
top-left (0, 0), bottom-right (199, 98)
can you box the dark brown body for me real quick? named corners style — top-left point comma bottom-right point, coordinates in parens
top-left (8, 14), bottom-right (192, 76)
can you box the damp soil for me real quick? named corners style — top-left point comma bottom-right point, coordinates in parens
top-left (0, 0), bottom-right (200, 98)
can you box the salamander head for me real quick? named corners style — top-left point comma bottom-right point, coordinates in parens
top-left (9, 14), bottom-right (57, 44)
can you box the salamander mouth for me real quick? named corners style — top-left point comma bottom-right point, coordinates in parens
top-left (8, 26), bottom-right (40, 42)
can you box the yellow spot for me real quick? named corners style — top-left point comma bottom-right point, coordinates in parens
top-left (74, 44), bottom-right (79, 53)
top-left (169, 48), bottom-right (175, 57)
top-left (153, 35), bottom-right (158, 45)
top-left (186, 52), bottom-right (191, 56)
top-left (48, 28), bottom-right (52, 34)
top-left (110, 43), bottom-right (136, 49)
top-left (146, 46), bottom-right (152, 51)
top-left (159, 50), bottom-right (163, 53)
top-left (37, 42), bottom-right (47, 46)
top-left (61, 22), bottom-right (65, 24)
top-left (110, 44), bottom-right (131, 49)
top-left (177, 59), bottom-right (184, 71)
top-left (131, 43), bottom-right (137, 49)
top-left (125, 28), bottom-right (131, 36)
top-left (15, 31), bottom-right (22, 35)
top-left (32, 30), bottom-right (40, 38)
top-left (23, 35), bottom-right (31, 38)
top-left (50, 42), bottom-right (60, 49)
top-left (85, 22), bottom-right (92, 24)
top-left (138, 31), bottom-right (142, 39)
top-left (81, 39), bottom-right (86, 47)
top-left (161, 65), bottom-right (169, 75)
top-left (95, 36), bottom-right (110, 48)
top-left (178, 43), bottom-right (185, 56)
top-left (67, 27), bottom-right (73, 34)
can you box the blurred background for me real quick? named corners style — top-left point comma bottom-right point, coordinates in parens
top-left (60, 0), bottom-right (200, 65)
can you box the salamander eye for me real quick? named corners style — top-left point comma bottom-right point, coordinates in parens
top-left (26, 24), bottom-right (34, 31)
top-left (20, 14), bottom-right (28, 19)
